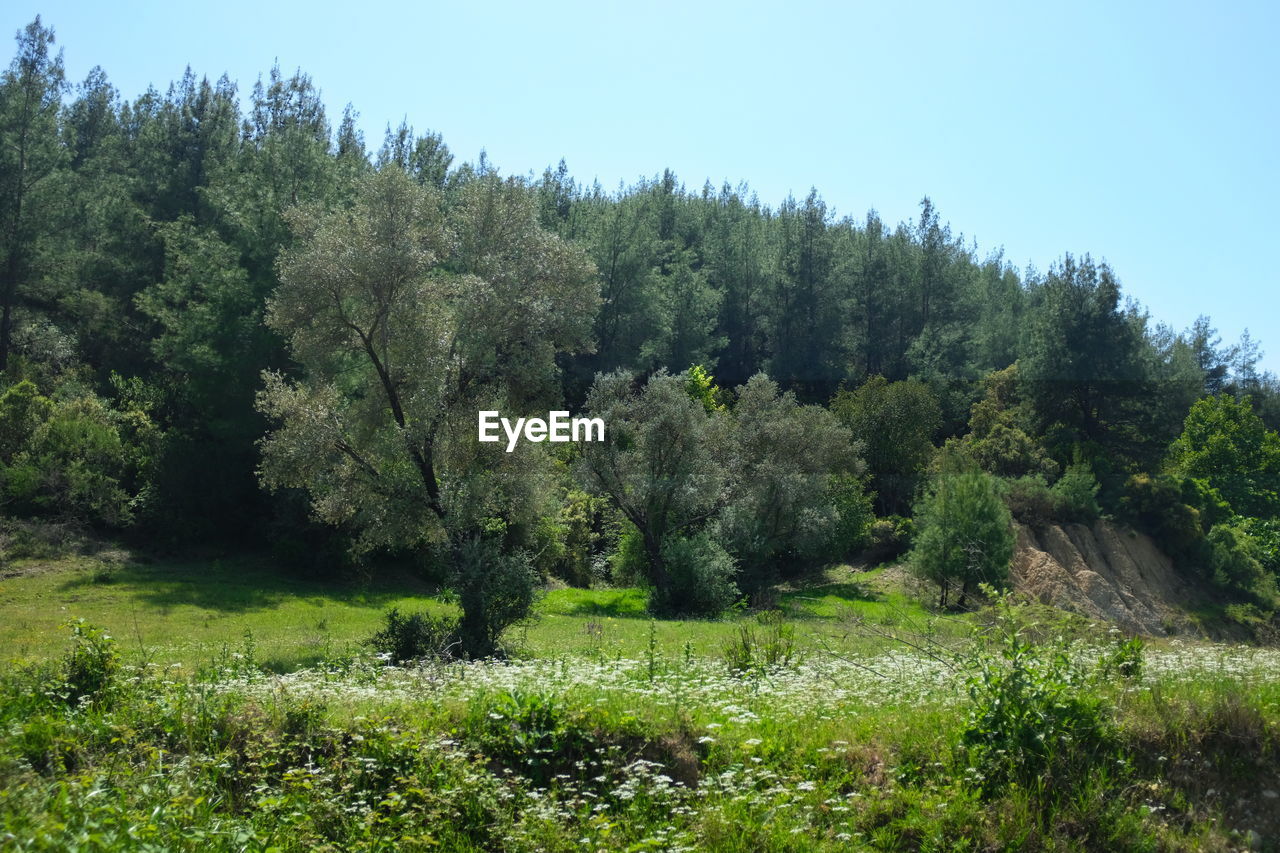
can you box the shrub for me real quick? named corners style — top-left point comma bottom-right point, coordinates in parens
top-left (608, 524), bottom-right (648, 587)
top-left (2, 393), bottom-right (159, 528)
top-left (453, 537), bottom-right (540, 658)
top-left (61, 619), bottom-right (119, 705)
top-left (1002, 474), bottom-right (1057, 526)
top-left (653, 532), bottom-right (739, 617)
top-left (961, 594), bottom-right (1117, 801)
top-left (911, 471), bottom-right (1014, 609)
top-left (1180, 477), bottom-right (1232, 533)
top-left (550, 489), bottom-right (613, 587)
top-left (721, 610), bottom-right (798, 675)
top-left (866, 515), bottom-right (913, 564)
top-left (827, 473), bottom-right (875, 559)
top-left (369, 608), bottom-right (460, 663)
top-left (1236, 516), bottom-right (1280, 576)
top-left (1118, 474), bottom-right (1204, 560)
top-left (1207, 524), bottom-right (1273, 603)
top-left (1097, 633), bottom-right (1145, 681)
top-left (1051, 461), bottom-right (1101, 522)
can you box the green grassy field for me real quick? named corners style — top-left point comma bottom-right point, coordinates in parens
top-left (4, 553), bottom-right (1280, 850)
top-left (0, 553), bottom-right (945, 670)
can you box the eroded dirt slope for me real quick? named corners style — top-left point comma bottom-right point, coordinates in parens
top-left (1011, 520), bottom-right (1203, 635)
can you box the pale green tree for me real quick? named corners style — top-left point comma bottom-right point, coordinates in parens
top-left (257, 166), bottom-right (598, 651)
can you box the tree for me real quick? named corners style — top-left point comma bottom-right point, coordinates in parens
top-left (1167, 394), bottom-right (1280, 519)
top-left (576, 369), bottom-right (730, 613)
top-left (831, 375), bottom-right (941, 515)
top-left (0, 17), bottom-right (67, 372)
top-left (716, 373), bottom-right (863, 592)
top-left (910, 470), bottom-right (1013, 609)
top-left (257, 166), bottom-right (598, 653)
top-left (1019, 255), bottom-right (1157, 475)
top-left (641, 249), bottom-right (724, 372)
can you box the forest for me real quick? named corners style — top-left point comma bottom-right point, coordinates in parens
top-left (4, 16), bottom-right (1280, 848)
top-left (4, 17), bottom-right (1277, 626)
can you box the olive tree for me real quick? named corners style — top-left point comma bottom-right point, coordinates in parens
top-left (716, 373), bottom-right (865, 592)
top-left (257, 166), bottom-right (598, 654)
top-left (575, 369), bottom-right (731, 613)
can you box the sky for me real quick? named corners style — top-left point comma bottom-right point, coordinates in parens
top-left (5, 0), bottom-right (1278, 374)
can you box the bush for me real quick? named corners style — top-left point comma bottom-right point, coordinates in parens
top-left (550, 490), bottom-right (614, 587)
top-left (1207, 524), bottom-right (1273, 603)
top-left (452, 537), bottom-right (540, 658)
top-left (1180, 477), bottom-right (1232, 533)
top-left (1236, 517), bottom-right (1280, 576)
top-left (652, 532), bottom-right (739, 617)
top-left (827, 473), bottom-right (875, 559)
top-left (608, 524), bottom-right (648, 586)
top-left (2, 392), bottom-right (159, 528)
top-left (961, 594), bottom-right (1118, 801)
top-left (911, 471), bottom-right (1014, 609)
top-left (1051, 461), bottom-right (1101, 522)
top-left (1118, 474), bottom-right (1204, 560)
top-left (1097, 633), bottom-right (1145, 681)
top-left (866, 515), bottom-right (913, 564)
top-left (1002, 474), bottom-right (1057, 526)
top-left (61, 619), bottom-right (119, 705)
top-left (721, 610), bottom-right (798, 675)
top-left (369, 608), bottom-right (460, 663)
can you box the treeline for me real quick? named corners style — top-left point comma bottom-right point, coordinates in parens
top-left (3, 19), bottom-right (1279, 638)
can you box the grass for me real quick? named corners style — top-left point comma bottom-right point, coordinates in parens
top-left (0, 555), bottom-right (948, 670)
top-left (4, 553), bottom-right (1280, 849)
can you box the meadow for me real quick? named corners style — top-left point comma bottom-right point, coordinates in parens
top-left (3, 554), bottom-right (1279, 851)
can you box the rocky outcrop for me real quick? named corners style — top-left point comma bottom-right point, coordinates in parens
top-left (1011, 520), bottom-right (1200, 635)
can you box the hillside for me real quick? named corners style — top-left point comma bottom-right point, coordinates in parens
top-left (1012, 520), bottom-right (1208, 636)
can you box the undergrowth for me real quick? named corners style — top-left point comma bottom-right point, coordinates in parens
top-left (1, 615), bottom-right (1276, 851)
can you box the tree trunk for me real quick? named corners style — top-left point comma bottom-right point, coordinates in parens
top-left (642, 528), bottom-right (674, 611)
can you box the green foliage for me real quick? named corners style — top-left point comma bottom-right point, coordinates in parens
top-left (1019, 255), bottom-right (1166, 474)
top-left (1236, 516), bottom-right (1280, 576)
top-left (608, 523), bottom-right (649, 587)
top-left (0, 380), bottom-right (51, 460)
top-left (956, 365), bottom-right (1058, 480)
top-left (1, 390), bottom-right (159, 527)
top-left (911, 471), bottom-right (1014, 608)
top-left (1207, 523), bottom-right (1273, 603)
top-left (716, 373), bottom-right (862, 592)
top-left (721, 610), bottom-right (797, 675)
top-left (684, 363), bottom-right (726, 413)
top-left (452, 537), bottom-right (539, 658)
top-left (578, 369), bottom-right (729, 611)
top-left (831, 376), bottom-right (941, 515)
top-left (369, 607), bottom-right (459, 663)
top-left (961, 594), bottom-right (1118, 801)
top-left (1118, 474), bottom-right (1205, 560)
top-left (653, 532), bottom-right (739, 617)
top-left (1097, 633), bottom-right (1145, 681)
top-left (866, 515), bottom-right (914, 564)
top-left (538, 488), bottom-right (615, 587)
top-left (60, 619), bottom-right (118, 705)
top-left (1003, 462), bottom-right (1102, 526)
top-left (1051, 461), bottom-right (1102, 522)
top-left (1167, 393), bottom-right (1280, 519)
top-left (1001, 474), bottom-right (1058, 527)
top-left (827, 473), bottom-right (875, 559)
top-left (641, 253), bottom-right (725, 372)
top-left (1180, 477), bottom-right (1232, 532)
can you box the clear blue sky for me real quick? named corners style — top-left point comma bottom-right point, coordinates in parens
top-left (7, 0), bottom-right (1278, 374)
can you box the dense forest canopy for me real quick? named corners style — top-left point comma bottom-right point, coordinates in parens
top-left (2, 17), bottom-right (1278, 627)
